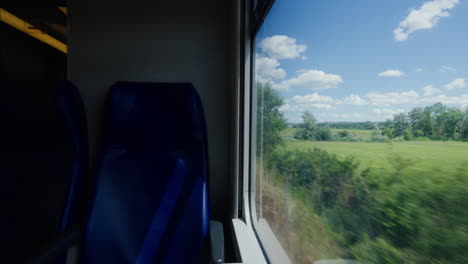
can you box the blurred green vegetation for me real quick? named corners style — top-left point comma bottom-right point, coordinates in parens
top-left (256, 82), bottom-right (468, 263)
top-left (262, 145), bottom-right (468, 264)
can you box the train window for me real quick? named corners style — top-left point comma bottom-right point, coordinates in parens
top-left (251, 0), bottom-right (468, 263)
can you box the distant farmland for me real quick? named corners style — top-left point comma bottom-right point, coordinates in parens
top-left (284, 140), bottom-right (468, 175)
top-left (281, 127), bottom-right (468, 175)
top-left (261, 122), bottom-right (468, 264)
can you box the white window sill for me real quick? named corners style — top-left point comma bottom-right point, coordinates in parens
top-left (228, 219), bottom-right (267, 264)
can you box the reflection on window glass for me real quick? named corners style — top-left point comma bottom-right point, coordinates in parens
top-left (254, 1), bottom-right (468, 263)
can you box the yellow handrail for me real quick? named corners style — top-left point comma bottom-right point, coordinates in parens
top-left (57, 7), bottom-right (67, 15)
top-left (0, 8), bottom-right (67, 54)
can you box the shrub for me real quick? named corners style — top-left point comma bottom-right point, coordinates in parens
top-left (333, 132), bottom-right (361, 142)
top-left (315, 126), bottom-right (332, 141)
top-left (372, 135), bottom-right (390, 143)
top-left (338, 130), bottom-right (349, 137)
top-left (382, 128), bottom-right (394, 138)
top-left (413, 130), bottom-right (424, 138)
top-left (267, 146), bottom-right (468, 264)
top-left (414, 136), bottom-right (430, 141)
top-left (403, 129), bottom-right (414, 141)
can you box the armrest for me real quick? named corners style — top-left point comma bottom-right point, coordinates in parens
top-left (210, 220), bottom-right (225, 263)
top-left (29, 228), bottom-right (82, 264)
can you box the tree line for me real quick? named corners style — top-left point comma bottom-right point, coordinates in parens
top-left (293, 104), bottom-right (468, 142)
top-left (382, 102), bottom-right (468, 141)
top-left (317, 121), bottom-right (384, 130)
top-left (257, 81), bottom-right (468, 145)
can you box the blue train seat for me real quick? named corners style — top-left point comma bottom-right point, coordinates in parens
top-left (32, 82), bottom-right (224, 264)
top-left (78, 82), bottom-right (212, 263)
top-left (0, 80), bottom-right (88, 263)
top-left (80, 82), bottom-right (211, 264)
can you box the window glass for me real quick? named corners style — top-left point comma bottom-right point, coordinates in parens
top-left (253, 1), bottom-right (468, 263)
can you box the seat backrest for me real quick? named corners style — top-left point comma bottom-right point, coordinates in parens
top-left (0, 80), bottom-right (88, 263)
top-left (82, 82), bottom-right (209, 264)
top-left (55, 81), bottom-right (89, 231)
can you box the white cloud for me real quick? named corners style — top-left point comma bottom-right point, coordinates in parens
top-left (311, 104), bottom-right (334, 110)
top-left (277, 70), bottom-right (343, 91)
top-left (373, 108), bottom-right (406, 120)
top-left (255, 55), bottom-right (286, 83)
top-left (378, 69), bottom-right (406, 77)
top-left (288, 92), bottom-right (335, 104)
top-left (280, 93), bottom-right (335, 114)
top-left (279, 103), bottom-right (333, 113)
top-left (271, 83), bottom-right (289, 91)
top-left (421, 94), bottom-right (468, 105)
top-left (444, 78), bottom-right (466, 90)
top-left (416, 68), bottom-right (425, 72)
top-left (393, 0), bottom-right (459, 42)
top-left (439, 65), bottom-right (456, 72)
top-left (337, 94), bottom-right (368, 105)
top-left (322, 113), bottom-right (363, 122)
top-left (373, 108), bottom-right (405, 116)
top-left (366, 91), bottom-right (420, 105)
top-left (422, 85), bottom-right (442, 96)
top-left (365, 88), bottom-right (468, 107)
top-left (259, 35), bottom-right (307, 60)
top-left (279, 104), bottom-right (300, 112)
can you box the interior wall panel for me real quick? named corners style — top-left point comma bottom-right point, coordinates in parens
top-left (68, 0), bottom-right (237, 220)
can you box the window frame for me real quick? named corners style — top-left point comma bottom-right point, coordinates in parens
top-left (233, 0), bottom-right (293, 262)
top-left (237, 0), bottom-right (292, 263)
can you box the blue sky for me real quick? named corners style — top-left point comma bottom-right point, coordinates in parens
top-left (255, 0), bottom-right (468, 122)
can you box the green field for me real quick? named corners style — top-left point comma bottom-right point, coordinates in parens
top-left (263, 128), bottom-right (468, 263)
top-left (284, 140), bottom-right (468, 175)
top-left (280, 127), bottom-right (298, 138)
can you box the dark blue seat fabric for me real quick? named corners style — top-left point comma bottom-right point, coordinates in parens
top-left (56, 81), bottom-right (89, 231)
top-left (0, 80), bottom-right (88, 263)
top-left (81, 82), bottom-right (210, 264)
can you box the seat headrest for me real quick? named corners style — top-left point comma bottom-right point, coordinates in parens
top-left (103, 82), bottom-right (207, 153)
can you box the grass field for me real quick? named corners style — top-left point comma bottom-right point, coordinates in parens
top-left (281, 127), bottom-right (298, 138)
top-left (284, 140), bottom-right (468, 175)
top-left (263, 129), bottom-right (468, 263)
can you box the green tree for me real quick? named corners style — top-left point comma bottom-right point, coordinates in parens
top-left (256, 82), bottom-right (287, 155)
top-left (371, 123), bottom-right (388, 142)
top-left (430, 102), bottom-right (448, 138)
top-left (461, 108), bottom-right (468, 140)
top-left (294, 111), bottom-right (318, 140)
top-left (425, 103), bottom-right (463, 139)
top-left (422, 105), bottom-right (435, 137)
top-left (408, 107), bottom-right (431, 136)
top-left (403, 129), bottom-right (414, 141)
top-left (445, 107), bottom-right (464, 139)
top-left (413, 130), bottom-right (425, 138)
top-left (392, 113), bottom-right (409, 137)
top-left (315, 126), bottom-right (332, 141)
